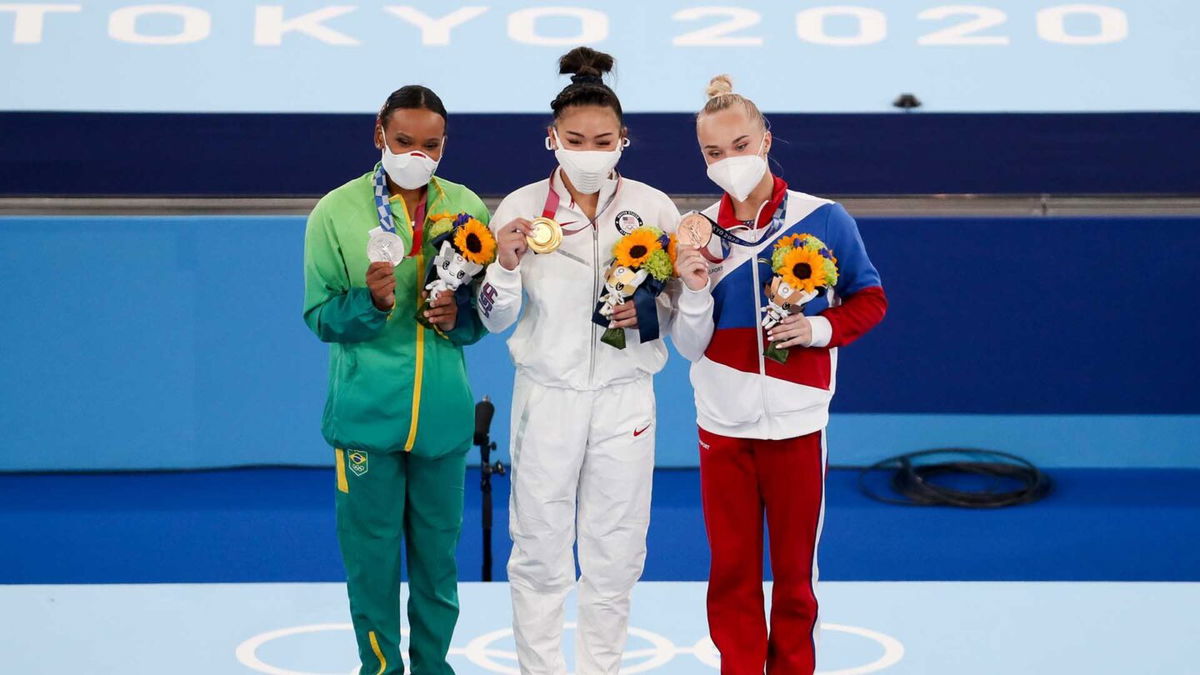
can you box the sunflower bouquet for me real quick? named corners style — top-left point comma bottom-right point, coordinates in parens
top-left (592, 226), bottom-right (676, 349)
top-left (762, 233), bottom-right (839, 363)
top-left (417, 212), bottom-right (497, 331)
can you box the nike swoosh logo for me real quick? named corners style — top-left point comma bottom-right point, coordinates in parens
top-left (633, 424), bottom-right (651, 437)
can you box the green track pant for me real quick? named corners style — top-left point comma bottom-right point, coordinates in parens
top-left (334, 445), bottom-right (468, 675)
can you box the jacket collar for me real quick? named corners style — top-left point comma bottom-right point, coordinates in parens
top-left (716, 175), bottom-right (789, 231)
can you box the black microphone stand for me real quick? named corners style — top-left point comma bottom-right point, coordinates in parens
top-left (474, 397), bottom-right (507, 581)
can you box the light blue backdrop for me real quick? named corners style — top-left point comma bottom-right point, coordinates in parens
top-left (3, 1), bottom-right (1198, 113)
top-left (0, 214), bottom-right (1197, 472)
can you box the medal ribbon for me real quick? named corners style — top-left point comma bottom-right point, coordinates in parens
top-left (373, 164), bottom-right (426, 257)
top-left (373, 164), bottom-right (397, 233)
top-left (701, 198), bottom-right (789, 262)
top-left (541, 180), bottom-right (559, 219)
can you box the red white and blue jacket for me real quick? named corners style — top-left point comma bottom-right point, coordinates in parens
top-left (672, 178), bottom-right (887, 439)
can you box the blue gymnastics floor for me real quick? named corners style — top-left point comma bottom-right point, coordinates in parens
top-left (1, 467), bottom-right (1197, 584)
top-left (2, 468), bottom-right (1198, 674)
top-left (2, 581), bottom-right (1197, 674)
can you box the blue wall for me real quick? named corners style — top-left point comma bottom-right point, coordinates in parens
top-left (1, 214), bottom-right (1197, 471)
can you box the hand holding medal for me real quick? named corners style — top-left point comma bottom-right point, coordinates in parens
top-left (762, 233), bottom-right (839, 363)
top-left (366, 261), bottom-right (398, 311)
top-left (366, 164), bottom-right (420, 267)
top-left (675, 211), bottom-right (715, 291)
top-left (496, 218), bottom-right (532, 270)
top-left (494, 213), bottom-right (564, 271)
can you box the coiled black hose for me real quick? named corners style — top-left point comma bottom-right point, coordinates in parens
top-left (858, 448), bottom-right (1052, 508)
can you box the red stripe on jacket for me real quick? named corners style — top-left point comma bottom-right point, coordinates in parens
top-left (706, 328), bottom-right (833, 391)
top-left (703, 284), bottom-right (887, 390)
top-left (825, 285), bottom-right (888, 348)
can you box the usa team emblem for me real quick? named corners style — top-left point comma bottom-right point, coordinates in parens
top-left (614, 210), bottom-right (643, 235)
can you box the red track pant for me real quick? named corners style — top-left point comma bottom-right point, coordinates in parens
top-left (699, 426), bottom-right (827, 675)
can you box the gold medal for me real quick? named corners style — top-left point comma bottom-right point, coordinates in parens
top-left (678, 212), bottom-right (713, 248)
top-left (527, 216), bottom-right (563, 254)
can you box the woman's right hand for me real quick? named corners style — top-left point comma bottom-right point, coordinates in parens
top-left (366, 261), bottom-right (397, 311)
top-left (676, 245), bottom-right (710, 292)
top-left (497, 218), bottom-right (532, 271)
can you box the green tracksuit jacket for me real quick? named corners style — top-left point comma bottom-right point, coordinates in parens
top-left (303, 169), bottom-right (490, 458)
top-left (304, 167), bottom-right (490, 674)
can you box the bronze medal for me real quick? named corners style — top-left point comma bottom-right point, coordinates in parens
top-left (678, 212), bottom-right (714, 248)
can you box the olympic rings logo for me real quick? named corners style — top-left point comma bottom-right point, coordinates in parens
top-left (235, 622), bottom-right (904, 674)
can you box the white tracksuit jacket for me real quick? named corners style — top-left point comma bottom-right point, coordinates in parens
top-left (477, 168), bottom-right (680, 675)
top-left (477, 170), bottom-right (680, 388)
top-left (670, 187), bottom-right (887, 439)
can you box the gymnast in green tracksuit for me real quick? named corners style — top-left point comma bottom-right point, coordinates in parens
top-left (302, 85), bottom-right (490, 674)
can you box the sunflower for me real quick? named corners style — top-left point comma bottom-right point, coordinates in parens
top-left (453, 218), bottom-right (497, 265)
top-left (778, 245), bottom-right (831, 293)
top-left (774, 234), bottom-right (805, 250)
top-left (667, 234), bottom-right (679, 266)
top-left (613, 228), bottom-right (662, 268)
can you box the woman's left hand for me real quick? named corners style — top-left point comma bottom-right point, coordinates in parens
top-left (767, 313), bottom-right (812, 349)
top-left (610, 301), bottom-right (638, 329)
top-left (423, 289), bottom-right (458, 332)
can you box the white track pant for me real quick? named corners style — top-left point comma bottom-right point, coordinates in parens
top-left (507, 372), bottom-right (656, 675)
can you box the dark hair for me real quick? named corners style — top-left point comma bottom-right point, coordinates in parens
top-left (550, 47), bottom-right (623, 125)
top-left (377, 85), bottom-right (448, 131)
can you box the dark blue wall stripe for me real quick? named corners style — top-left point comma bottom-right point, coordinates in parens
top-left (3, 112), bottom-right (1199, 196)
top-left (839, 216), bottom-right (1200, 414)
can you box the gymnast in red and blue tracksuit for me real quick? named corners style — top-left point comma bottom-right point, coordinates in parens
top-left (672, 75), bottom-right (888, 675)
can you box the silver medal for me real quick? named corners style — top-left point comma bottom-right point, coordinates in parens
top-left (366, 227), bottom-right (406, 266)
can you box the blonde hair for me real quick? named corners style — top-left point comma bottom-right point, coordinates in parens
top-left (699, 74), bottom-right (766, 130)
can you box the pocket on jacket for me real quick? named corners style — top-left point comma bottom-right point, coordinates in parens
top-left (341, 345), bottom-right (359, 381)
top-left (324, 345), bottom-right (359, 436)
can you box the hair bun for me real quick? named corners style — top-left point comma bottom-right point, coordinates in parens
top-left (558, 46), bottom-right (615, 80)
top-left (706, 74), bottom-right (734, 99)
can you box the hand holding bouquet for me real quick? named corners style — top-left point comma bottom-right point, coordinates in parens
top-left (417, 213), bottom-right (497, 331)
top-left (762, 233), bottom-right (839, 363)
top-left (593, 226), bottom-right (676, 349)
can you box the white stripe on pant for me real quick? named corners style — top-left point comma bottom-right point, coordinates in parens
top-left (507, 372), bottom-right (656, 675)
top-left (811, 429), bottom-right (828, 655)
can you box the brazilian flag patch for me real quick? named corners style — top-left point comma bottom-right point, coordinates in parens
top-left (348, 451), bottom-right (368, 477)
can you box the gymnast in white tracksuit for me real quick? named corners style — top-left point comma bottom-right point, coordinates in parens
top-left (476, 47), bottom-right (680, 675)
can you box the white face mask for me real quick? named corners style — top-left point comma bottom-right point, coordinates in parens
top-left (706, 135), bottom-right (768, 202)
top-left (380, 135), bottom-right (443, 190)
top-left (548, 129), bottom-right (625, 195)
